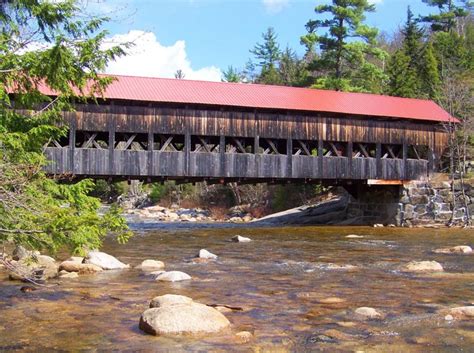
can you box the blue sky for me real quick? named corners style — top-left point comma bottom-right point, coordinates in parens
top-left (94, 0), bottom-right (435, 81)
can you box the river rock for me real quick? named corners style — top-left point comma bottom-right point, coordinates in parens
top-left (399, 261), bottom-right (444, 273)
top-left (84, 251), bottom-right (129, 270)
top-left (317, 297), bottom-right (346, 304)
top-left (150, 294), bottom-right (193, 308)
top-left (345, 234), bottom-right (364, 239)
top-left (198, 249), bottom-right (218, 259)
top-left (433, 246), bottom-right (472, 254)
top-left (155, 271), bottom-right (191, 282)
top-left (138, 260), bottom-right (165, 270)
top-left (27, 255), bottom-right (58, 279)
top-left (11, 255), bottom-right (59, 281)
top-left (354, 307), bottom-right (382, 319)
top-left (139, 302), bottom-right (230, 335)
top-left (59, 271), bottom-right (79, 279)
top-left (232, 235), bottom-right (252, 243)
top-left (59, 261), bottom-right (103, 274)
top-left (12, 246), bottom-right (39, 261)
top-left (235, 331), bottom-right (253, 343)
top-left (449, 306), bottom-right (474, 319)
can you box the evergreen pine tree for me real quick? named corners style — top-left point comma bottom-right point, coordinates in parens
top-left (386, 49), bottom-right (420, 98)
top-left (301, 0), bottom-right (387, 92)
top-left (419, 41), bottom-right (442, 100)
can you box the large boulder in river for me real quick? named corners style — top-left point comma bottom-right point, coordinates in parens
top-left (399, 261), bottom-right (444, 273)
top-left (155, 271), bottom-right (191, 282)
top-left (139, 297), bottom-right (230, 335)
top-left (149, 294), bottom-right (194, 308)
top-left (84, 251), bottom-right (129, 270)
top-left (10, 255), bottom-right (58, 281)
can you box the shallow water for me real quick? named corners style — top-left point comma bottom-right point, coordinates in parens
top-left (0, 225), bottom-right (473, 352)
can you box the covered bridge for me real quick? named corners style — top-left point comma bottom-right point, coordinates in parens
top-left (43, 75), bottom-right (455, 184)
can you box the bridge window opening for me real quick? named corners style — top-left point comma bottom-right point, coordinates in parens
top-left (353, 143), bottom-right (376, 158)
top-left (408, 145), bottom-right (429, 160)
top-left (153, 134), bottom-right (185, 152)
top-left (114, 132), bottom-right (148, 151)
top-left (225, 137), bottom-right (253, 153)
top-left (191, 135), bottom-right (220, 153)
top-left (75, 131), bottom-right (109, 149)
top-left (292, 140), bottom-right (318, 156)
top-left (381, 144), bottom-right (402, 159)
top-left (44, 134), bottom-right (69, 148)
top-left (323, 141), bottom-right (347, 157)
top-left (259, 138), bottom-right (287, 155)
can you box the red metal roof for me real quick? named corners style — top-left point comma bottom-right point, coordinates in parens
top-left (40, 74), bottom-right (457, 123)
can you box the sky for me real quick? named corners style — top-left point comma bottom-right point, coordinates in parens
top-left (86, 0), bottom-right (436, 81)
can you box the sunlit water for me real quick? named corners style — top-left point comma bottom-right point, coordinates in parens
top-left (0, 224), bottom-right (473, 352)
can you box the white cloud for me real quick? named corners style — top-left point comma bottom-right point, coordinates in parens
top-left (369, 0), bottom-right (383, 4)
top-left (262, 0), bottom-right (289, 14)
top-left (104, 30), bottom-right (222, 82)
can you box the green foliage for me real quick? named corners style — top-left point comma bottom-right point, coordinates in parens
top-left (222, 66), bottom-right (242, 82)
top-left (420, 0), bottom-right (472, 32)
top-left (250, 27), bottom-right (281, 68)
top-left (301, 0), bottom-right (387, 92)
top-left (386, 49), bottom-right (420, 98)
top-left (149, 183), bottom-right (172, 204)
top-left (90, 180), bottom-right (127, 201)
top-left (0, 0), bottom-right (131, 254)
top-left (386, 7), bottom-right (441, 100)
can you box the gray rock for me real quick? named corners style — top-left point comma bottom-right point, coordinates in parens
top-left (155, 271), bottom-right (191, 282)
top-left (433, 246), bottom-right (472, 254)
top-left (198, 249), bottom-right (218, 259)
top-left (10, 255), bottom-right (59, 281)
top-left (231, 235), bottom-right (252, 243)
top-left (399, 261), bottom-right (444, 273)
top-left (139, 302), bottom-right (230, 335)
top-left (84, 251), bottom-right (129, 270)
top-left (354, 307), bottom-right (382, 319)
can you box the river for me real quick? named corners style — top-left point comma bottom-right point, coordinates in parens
top-left (0, 224), bottom-right (473, 352)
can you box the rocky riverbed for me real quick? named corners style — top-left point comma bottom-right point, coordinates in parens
top-left (125, 204), bottom-right (256, 224)
top-left (0, 225), bottom-right (473, 351)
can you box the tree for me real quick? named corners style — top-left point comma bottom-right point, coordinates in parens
top-left (0, 0), bottom-right (131, 256)
top-left (386, 7), bottom-right (441, 99)
top-left (419, 41), bottom-right (442, 100)
top-left (250, 27), bottom-right (282, 85)
top-left (174, 69), bottom-right (185, 79)
top-left (301, 0), bottom-right (387, 92)
top-left (222, 66), bottom-right (242, 83)
top-left (386, 49), bottom-right (420, 97)
top-left (278, 46), bottom-right (309, 87)
top-left (420, 0), bottom-right (472, 33)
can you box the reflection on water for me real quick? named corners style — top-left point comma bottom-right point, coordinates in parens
top-left (0, 225), bottom-right (473, 352)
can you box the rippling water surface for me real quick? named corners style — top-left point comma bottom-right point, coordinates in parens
top-left (0, 224), bottom-right (473, 352)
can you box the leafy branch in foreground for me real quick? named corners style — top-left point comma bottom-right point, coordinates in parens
top-left (0, 0), bottom-right (131, 255)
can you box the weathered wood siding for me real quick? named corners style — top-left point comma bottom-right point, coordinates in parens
top-left (43, 102), bottom-right (446, 181)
